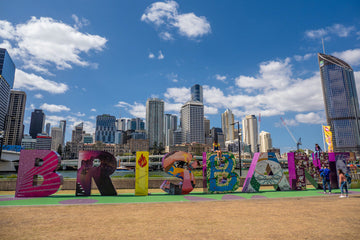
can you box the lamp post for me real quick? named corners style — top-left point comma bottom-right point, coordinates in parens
top-left (231, 122), bottom-right (241, 177)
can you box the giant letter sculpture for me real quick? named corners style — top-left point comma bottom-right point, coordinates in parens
top-left (76, 151), bottom-right (117, 196)
top-left (135, 151), bottom-right (149, 196)
top-left (242, 152), bottom-right (290, 193)
top-left (287, 152), bottom-right (320, 190)
top-left (15, 150), bottom-right (63, 197)
top-left (160, 151), bottom-right (196, 195)
top-left (207, 152), bottom-right (240, 193)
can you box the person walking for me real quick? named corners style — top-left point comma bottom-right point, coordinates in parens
top-left (320, 166), bottom-right (331, 194)
top-left (338, 169), bottom-right (349, 198)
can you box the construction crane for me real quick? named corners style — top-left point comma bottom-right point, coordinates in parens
top-left (280, 117), bottom-right (302, 151)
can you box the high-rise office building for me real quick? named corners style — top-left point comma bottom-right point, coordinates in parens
top-left (221, 109), bottom-right (235, 141)
top-left (35, 135), bottom-right (52, 150)
top-left (51, 127), bottom-right (63, 151)
top-left (181, 101), bottom-right (204, 144)
top-left (191, 84), bottom-right (203, 103)
top-left (45, 123), bottom-right (51, 136)
top-left (95, 114), bottom-right (116, 143)
top-left (204, 117), bottom-right (210, 138)
top-left (259, 131), bottom-right (272, 152)
top-left (83, 133), bottom-right (94, 144)
top-left (129, 118), bottom-right (145, 131)
top-left (3, 90), bottom-right (26, 145)
top-left (318, 53), bottom-right (360, 152)
top-left (242, 115), bottom-right (258, 154)
top-left (0, 48), bottom-right (15, 131)
top-left (146, 98), bottom-right (164, 147)
top-left (164, 114), bottom-right (177, 146)
top-left (116, 118), bottom-right (127, 131)
top-left (59, 120), bottom-right (66, 147)
top-left (29, 109), bottom-right (45, 139)
top-left (71, 122), bottom-right (85, 143)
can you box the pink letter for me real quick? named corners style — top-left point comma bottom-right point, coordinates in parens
top-left (15, 150), bottom-right (63, 197)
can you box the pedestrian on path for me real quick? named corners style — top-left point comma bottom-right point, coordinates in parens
top-left (320, 166), bottom-right (331, 194)
top-left (338, 169), bottom-right (348, 198)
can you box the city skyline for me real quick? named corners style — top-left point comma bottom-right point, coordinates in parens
top-left (1, 1), bottom-right (360, 152)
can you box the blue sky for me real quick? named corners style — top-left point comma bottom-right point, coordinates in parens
top-left (1, 0), bottom-right (360, 153)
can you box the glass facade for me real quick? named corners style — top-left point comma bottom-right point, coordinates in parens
top-left (95, 114), bottom-right (116, 143)
top-left (0, 48), bottom-right (15, 88)
top-left (318, 53), bottom-right (360, 152)
top-left (191, 84), bottom-right (203, 103)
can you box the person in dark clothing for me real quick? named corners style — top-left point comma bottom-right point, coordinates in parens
top-left (320, 166), bottom-right (331, 194)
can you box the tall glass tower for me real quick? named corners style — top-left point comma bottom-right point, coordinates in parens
top-left (29, 109), bottom-right (45, 139)
top-left (0, 48), bottom-right (15, 131)
top-left (4, 90), bottom-right (26, 145)
top-left (318, 53), bottom-right (360, 152)
top-left (146, 98), bottom-right (164, 147)
top-left (181, 101), bottom-right (204, 144)
top-left (191, 84), bottom-right (203, 103)
top-left (95, 114), bottom-right (116, 143)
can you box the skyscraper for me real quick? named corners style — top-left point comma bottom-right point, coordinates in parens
top-left (72, 122), bottom-right (85, 143)
top-left (3, 90), bottom-right (26, 145)
top-left (242, 115), bottom-right (258, 154)
top-left (45, 123), bottom-right (51, 136)
top-left (95, 114), bottom-right (116, 143)
top-left (164, 114), bottom-right (177, 146)
top-left (181, 101), bottom-right (204, 144)
top-left (29, 109), bottom-right (45, 139)
top-left (146, 98), bottom-right (164, 147)
top-left (51, 127), bottom-right (63, 151)
top-left (191, 84), bottom-right (203, 103)
top-left (0, 48), bottom-right (15, 131)
top-left (318, 53), bottom-right (360, 152)
top-left (259, 131), bottom-right (272, 152)
top-left (221, 109), bottom-right (235, 141)
top-left (59, 120), bottom-right (66, 147)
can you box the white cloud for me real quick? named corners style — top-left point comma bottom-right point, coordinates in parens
top-left (40, 103), bottom-right (70, 112)
top-left (14, 69), bottom-right (68, 93)
top-left (215, 74), bottom-right (227, 82)
top-left (129, 102), bottom-right (146, 118)
top-left (34, 93), bottom-right (43, 99)
top-left (164, 87), bottom-right (190, 103)
top-left (235, 58), bottom-right (292, 90)
top-left (29, 104), bottom-right (35, 110)
top-left (0, 17), bottom-right (107, 73)
top-left (115, 101), bottom-right (146, 118)
top-left (295, 112), bottom-right (326, 124)
top-left (141, 1), bottom-right (211, 39)
top-left (89, 116), bottom-right (95, 120)
top-left (148, 52), bottom-right (155, 59)
top-left (158, 50), bottom-right (164, 59)
top-left (90, 108), bottom-right (96, 112)
top-left (159, 31), bottom-right (173, 40)
top-left (294, 53), bottom-right (315, 62)
top-left (74, 112), bottom-right (85, 117)
top-left (305, 23), bottom-right (355, 39)
top-left (204, 105), bottom-right (218, 115)
top-left (72, 14), bottom-right (89, 29)
top-left (174, 13), bottom-right (211, 38)
top-left (333, 48), bottom-right (360, 66)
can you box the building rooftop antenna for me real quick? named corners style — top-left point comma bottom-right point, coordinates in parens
top-left (322, 38), bottom-right (326, 54)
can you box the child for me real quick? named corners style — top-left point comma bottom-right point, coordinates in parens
top-left (338, 169), bottom-right (348, 198)
top-left (213, 140), bottom-right (222, 159)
